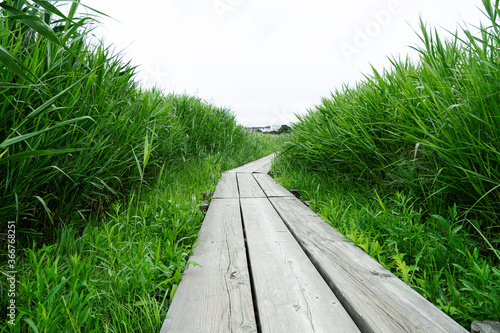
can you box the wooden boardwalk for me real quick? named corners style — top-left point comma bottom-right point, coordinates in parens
top-left (161, 154), bottom-right (467, 333)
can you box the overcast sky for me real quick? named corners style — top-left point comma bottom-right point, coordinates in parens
top-left (81, 0), bottom-right (490, 127)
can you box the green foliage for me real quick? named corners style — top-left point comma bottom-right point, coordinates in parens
top-left (1, 140), bottom-right (279, 332)
top-left (0, 1), bottom-right (283, 331)
top-left (285, 3), bottom-right (500, 227)
top-left (268, 124), bottom-right (292, 135)
top-left (274, 0), bottom-right (500, 327)
top-left (273, 159), bottom-right (500, 327)
top-left (0, 0), bottom-right (265, 239)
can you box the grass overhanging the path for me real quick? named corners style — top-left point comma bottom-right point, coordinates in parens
top-left (3, 0), bottom-right (500, 331)
top-left (274, 0), bottom-right (500, 329)
top-left (0, 1), bottom-right (286, 331)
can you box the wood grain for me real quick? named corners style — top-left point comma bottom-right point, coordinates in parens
top-left (237, 173), bottom-right (266, 198)
top-left (213, 172), bottom-right (238, 199)
top-left (240, 198), bottom-right (361, 333)
top-left (253, 173), bottom-right (294, 198)
top-left (161, 199), bottom-right (257, 333)
top-left (269, 196), bottom-right (468, 333)
top-left (229, 154), bottom-right (275, 174)
top-left (252, 159), bottom-right (273, 174)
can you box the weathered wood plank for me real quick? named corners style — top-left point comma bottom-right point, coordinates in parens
top-left (269, 196), bottom-right (468, 333)
top-left (253, 173), bottom-right (294, 198)
top-left (229, 154), bottom-right (275, 173)
top-left (237, 173), bottom-right (266, 198)
top-left (252, 160), bottom-right (273, 174)
top-left (161, 199), bottom-right (257, 333)
top-left (213, 172), bottom-right (239, 199)
top-left (240, 198), bottom-right (361, 333)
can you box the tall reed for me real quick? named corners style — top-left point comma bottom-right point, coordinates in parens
top-left (0, 1), bottom-right (252, 240)
top-left (0, 1), bottom-right (286, 331)
top-left (285, 0), bottom-right (500, 229)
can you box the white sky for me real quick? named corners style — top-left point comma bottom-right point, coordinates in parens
top-left (80, 0), bottom-right (491, 127)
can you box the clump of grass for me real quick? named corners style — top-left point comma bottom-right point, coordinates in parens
top-left (285, 0), bottom-right (500, 228)
top-left (274, 0), bottom-right (500, 328)
top-left (0, 0), bottom-right (261, 241)
top-left (273, 160), bottom-right (500, 328)
top-left (1, 140), bottom-right (280, 332)
top-left (1, 0), bottom-right (151, 233)
top-left (0, 1), bottom-right (285, 331)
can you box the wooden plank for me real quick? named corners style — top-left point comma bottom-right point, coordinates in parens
top-left (213, 172), bottom-right (239, 199)
top-left (161, 199), bottom-right (257, 333)
top-left (252, 159), bottom-right (273, 174)
top-left (269, 196), bottom-right (468, 333)
top-left (229, 154), bottom-right (275, 173)
top-left (253, 173), bottom-right (294, 198)
top-left (237, 173), bottom-right (266, 198)
top-left (240, 198), bottom-right (361, 333)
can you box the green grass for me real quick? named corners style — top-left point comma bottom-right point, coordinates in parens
top-left (0, 0), bottom-right (279, 238)
top-left (274, 0), bottom-right (500, 328)
top-left (5, 0), bottom-right (499, 330)
top-left (285, 13), bottom-right (500, 227)
top-left (3, 148), bottom-right (281, 332)
top-left (273, 161), bottom-right (500, 328)
top-left (0, 1), bottom-right (285, 331)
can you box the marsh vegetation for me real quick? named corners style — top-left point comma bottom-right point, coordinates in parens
top-left (274, 0), bottom-right (500, 327)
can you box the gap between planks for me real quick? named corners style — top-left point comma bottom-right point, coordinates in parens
top-left (161, 199), bottom-right (257, 333)
top-left (162, 154), bottom-right (467, 333)
top-left (240, 197), bottom-right (360, 333)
